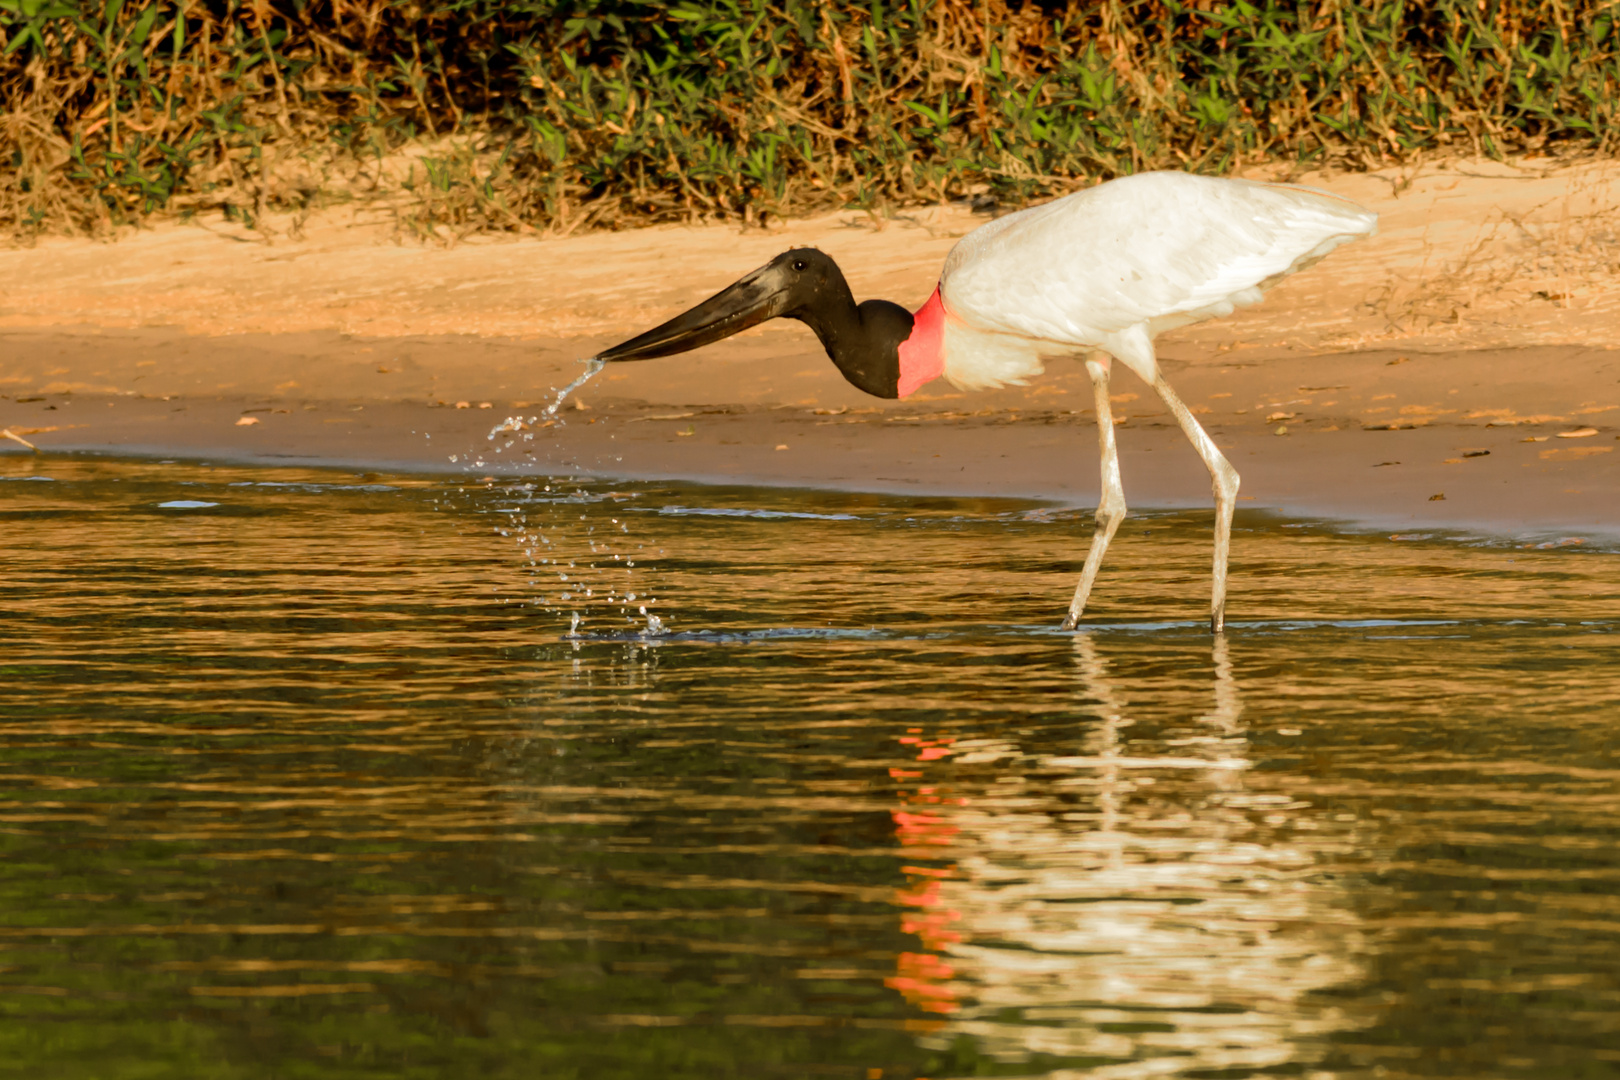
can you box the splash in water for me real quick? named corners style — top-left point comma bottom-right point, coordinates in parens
top-left (472, 478), bottom-right (665, 637)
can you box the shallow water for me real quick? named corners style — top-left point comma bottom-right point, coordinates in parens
top-left (2, 456), bottom-right (1618, 1079)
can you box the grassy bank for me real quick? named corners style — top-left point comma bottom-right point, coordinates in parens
top-left (2, 0), bottom-right (1616, 243)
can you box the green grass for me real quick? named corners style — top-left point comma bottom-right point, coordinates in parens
top-left (2, 0), bottom-right (1616, 243)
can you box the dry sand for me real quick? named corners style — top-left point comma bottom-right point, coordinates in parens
top-left (3, 156), bottom-right (1618, 539)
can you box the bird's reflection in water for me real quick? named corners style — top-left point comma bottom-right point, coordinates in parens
top-left (890, 635), bottom-right (1369, 1076)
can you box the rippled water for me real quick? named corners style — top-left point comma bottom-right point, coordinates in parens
top-left (2, 456), bottom-right (1618, 1079)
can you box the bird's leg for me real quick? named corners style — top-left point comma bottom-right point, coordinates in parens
top-left (1062, 357), bottom-right (1127, 630)
top-left (1149, 373), bottom-right (1240, 633)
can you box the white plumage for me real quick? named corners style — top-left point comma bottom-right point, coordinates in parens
top-left (597, 169), bottom-right (1376, 632)
top-left (929, 171), bottom-right (1376, 633)
top-left (937, 172), bottom-right (1376, 391)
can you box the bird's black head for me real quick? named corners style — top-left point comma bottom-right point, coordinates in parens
top-left (594, 248), bottom-right (837, 364)
top-left (594, 247), bottom-right (911, 399)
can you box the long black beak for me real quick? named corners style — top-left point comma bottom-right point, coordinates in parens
top-left (595, 262), bottom-right (791, 362)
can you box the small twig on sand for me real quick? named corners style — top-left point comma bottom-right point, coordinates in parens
top-left (2, 429), bottom-right (40, 452)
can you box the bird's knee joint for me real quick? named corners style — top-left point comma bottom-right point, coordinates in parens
top-left (1094, 501), bottom-right (1127, 529)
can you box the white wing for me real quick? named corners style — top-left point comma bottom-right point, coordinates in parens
top-left (940, 172), bottom-right (1377, 347)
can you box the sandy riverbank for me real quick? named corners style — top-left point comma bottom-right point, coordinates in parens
top-left (3, 157), bottom-right (1618, 538)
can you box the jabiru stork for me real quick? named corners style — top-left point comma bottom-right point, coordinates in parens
top-left (595, 171), bottom-right (1377, 632)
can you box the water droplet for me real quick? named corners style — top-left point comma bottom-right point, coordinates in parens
top-left (541, 358), bottom-right (606, 419)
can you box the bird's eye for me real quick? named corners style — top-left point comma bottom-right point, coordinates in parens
top-left (792, 259), bottom-right (807, 272)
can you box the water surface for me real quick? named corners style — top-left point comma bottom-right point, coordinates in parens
top-left (2, 457), bottom-right (1618, 1078)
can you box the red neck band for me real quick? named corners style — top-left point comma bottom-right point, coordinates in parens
top-left (897, 287), bottom-right (946, 399)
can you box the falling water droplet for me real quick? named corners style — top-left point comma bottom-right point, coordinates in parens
top-left (545, 358), bottom-right (605, 416)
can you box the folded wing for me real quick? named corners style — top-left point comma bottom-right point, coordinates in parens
top-left (940, 172), bottom-right (1377, 346)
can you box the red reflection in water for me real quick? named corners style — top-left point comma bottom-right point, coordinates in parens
top-left (886, 730), bottom-right (965, 1016)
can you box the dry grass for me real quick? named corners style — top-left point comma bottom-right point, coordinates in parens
top-left (3, 1), bottom-right (1618, 245)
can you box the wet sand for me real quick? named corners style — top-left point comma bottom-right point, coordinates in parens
top-left (3, 157), bottom-right (1619, 538)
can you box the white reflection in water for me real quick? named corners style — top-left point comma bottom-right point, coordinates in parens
top-left (890, 636), bottom-right (1368, 1076)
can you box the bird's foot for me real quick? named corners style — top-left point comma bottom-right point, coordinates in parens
top-left (1060, 612), bottom-right (1081, 632)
